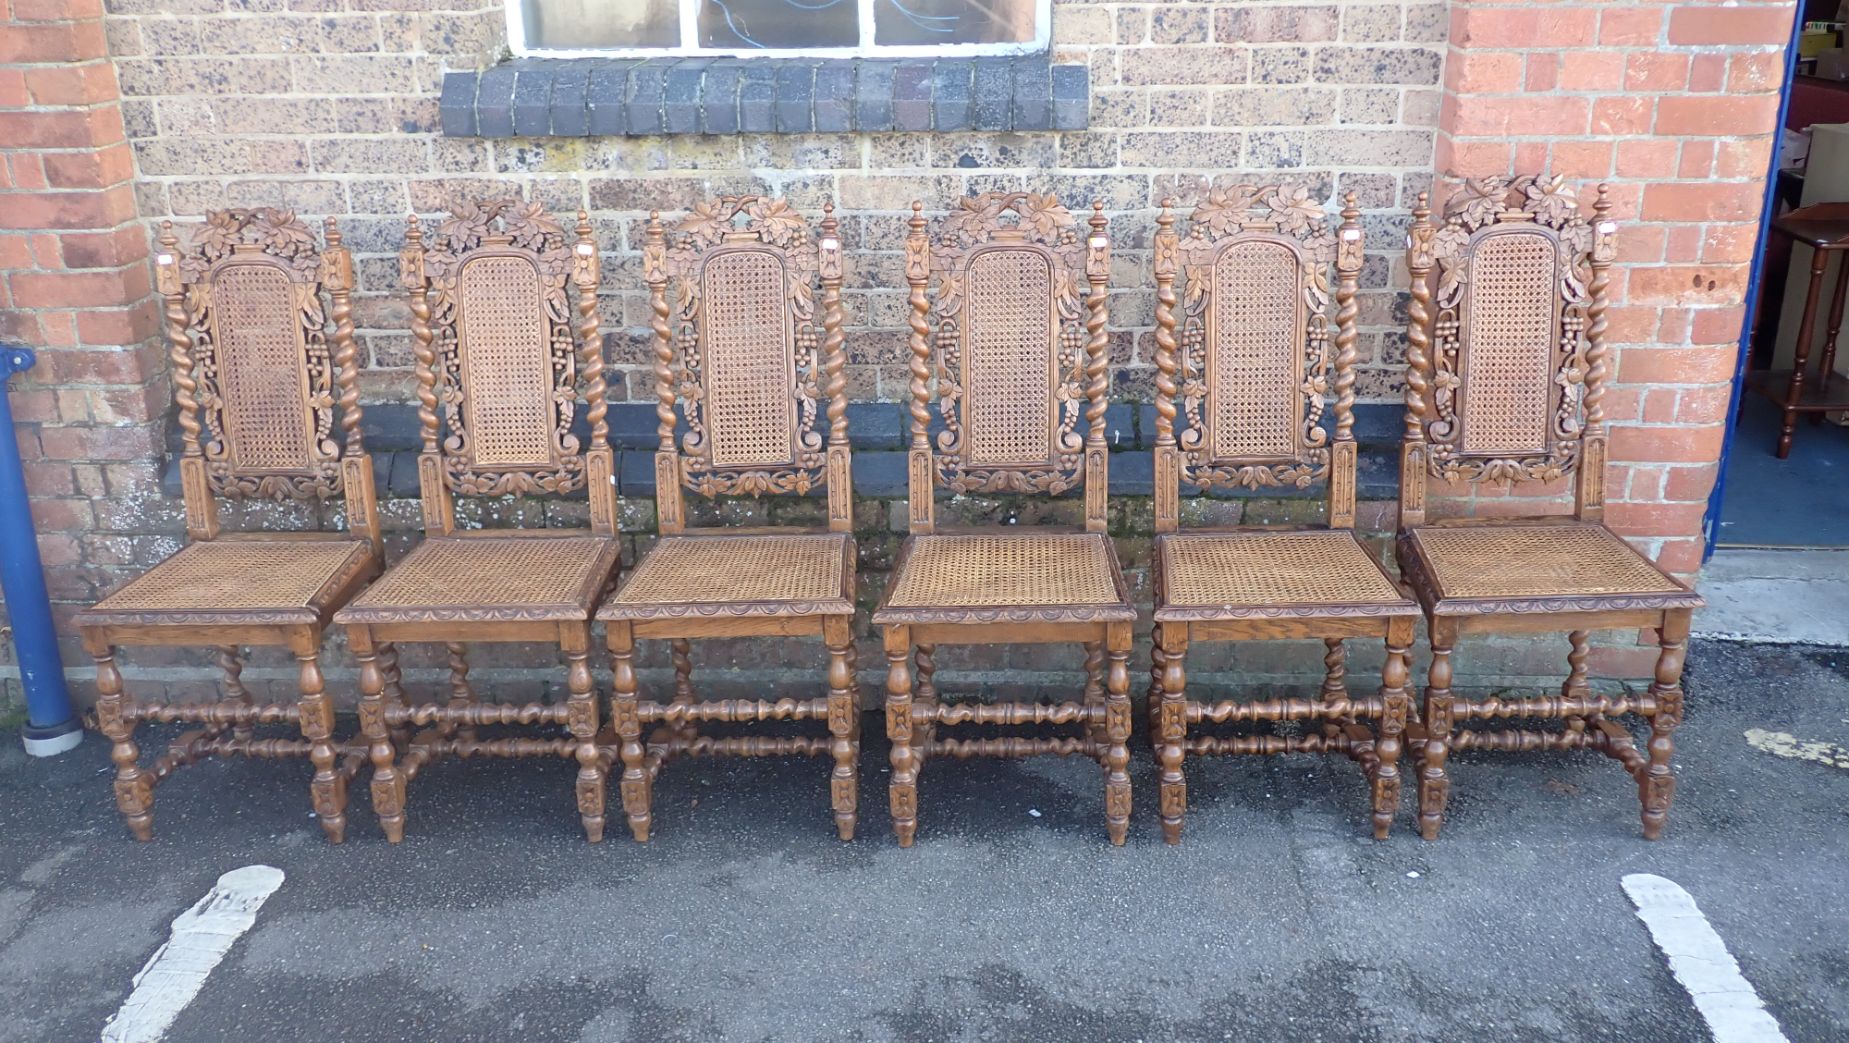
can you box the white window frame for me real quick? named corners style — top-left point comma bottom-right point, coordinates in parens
top-left (507, 0), bottom-right (1052, 59)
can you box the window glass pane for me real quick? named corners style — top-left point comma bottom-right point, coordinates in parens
top-left (524, 0), bottom-right (679, 49)
top-left (873, 0), bottom-right (1036, 46)
top-left (698, 0), bottom-right (861, 49)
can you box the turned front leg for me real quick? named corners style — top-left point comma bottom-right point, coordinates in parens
top-left (1155, 624), bottom-right (1188, 845)
top-left (1640, 611), bottom-right (1691, 841)
top-left (564, 624), bottom-right (605, 844)
top-left (1371, 618), bottom-right (1414, 841)
top-left (88, 636), bottom-right (152, 841)
top-left (351, 627), bottom-right (405, 843)
top-left (1417, 618), bottom-right (1456, 841)
top-left (608, 621), bottom-right (651, 842)
top-left (825, 616), bottom-right (858, 842)
top-left (292, 628), bottom-right (345, 844)
top-left (884, 627), bottom-right (918, 847)
top-left (1103, 623), bottom-right (1133, 847)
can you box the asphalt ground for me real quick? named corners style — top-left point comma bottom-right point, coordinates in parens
top-left (1, 638), bottom-right (1845, 1042)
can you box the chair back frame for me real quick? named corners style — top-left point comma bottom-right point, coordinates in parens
top-left (1152, 186), bottom-right (1364, 534)
top-left (1400, 175), bottom-right (1616, 528)
top-left (904, 192), bottom-right (1112, 534)
top-left (641, 195), bottom-right (850, 535)
top-left (154, 208), bottom-right (379, 550)
top-left (400, 198), bottom-right (615, 538)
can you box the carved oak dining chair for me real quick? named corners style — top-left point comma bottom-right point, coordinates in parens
top-left (74, 209), bottom-right (382, 842)
top-left (1147, 189), bottom-right (1421, 844)
top-left (871, 193), bottom-right (1136, 847)
top-left (334, 198), bottom-right (621, 843)
top-left (595, 196), bottom-right (858, 842)
top-left (1396, 176), bottom-right (1705, 840)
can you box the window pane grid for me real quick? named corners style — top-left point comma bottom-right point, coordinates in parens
top-left (511, 0), bottom-right (1046, 57)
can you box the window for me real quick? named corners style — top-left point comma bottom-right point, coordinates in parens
top-left (511, 0), bottom-right (1049, 57)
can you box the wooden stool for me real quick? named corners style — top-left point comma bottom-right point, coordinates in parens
top-left (1752, 201), bottom-right (1849, 458)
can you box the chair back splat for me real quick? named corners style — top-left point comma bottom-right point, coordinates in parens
top-left (642, 195), bottom-right (850, 534)
top-left (904, 192), bottom-right (1113, 534)
top-left (157, 208), bottom-right (380, 547)
top-left (1399, 175), bottom-right (1616, 528)
top-left (399, 198), bottom-right (616, 536)
top-left (1151, 187), bottom-right (1364, 535)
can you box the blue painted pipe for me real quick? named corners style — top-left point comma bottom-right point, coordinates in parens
top-left (0, 344), bottom-right (82, 756)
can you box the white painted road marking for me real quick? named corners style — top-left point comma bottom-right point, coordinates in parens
top-left (100, 865), bottom-right (284, 1043)
top-left (1744, 728), bottom-right (1849, 770)
top-left (1622, 874), bottom-right (1790, 1043)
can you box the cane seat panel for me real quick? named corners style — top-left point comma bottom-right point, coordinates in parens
top-left (1155, 530), bottom-right (1415, 621)
top-left (337, 535), bottom-right (619, 623)
top-left (79, 540), bottom-right (372, 626)
top-left (875, 532), bottom-right (1134, 623)
top-left (1400, 523), bottom-right (1701, 614)
top-left (598, 533), bottom-right (853, 619)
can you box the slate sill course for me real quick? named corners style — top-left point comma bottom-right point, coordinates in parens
top-left (441, 55), bottom-right (1088, 139)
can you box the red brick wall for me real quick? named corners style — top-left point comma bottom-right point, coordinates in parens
top-left (1, 0), bottom-right (165, 665)
top-left (1432, 0), bottom-right (1794, 675)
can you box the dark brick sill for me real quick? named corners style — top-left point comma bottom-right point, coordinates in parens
top-left (160, 402), bottom-right (1400, 503)
top-left (440, 55), bottom-right (1087, 139)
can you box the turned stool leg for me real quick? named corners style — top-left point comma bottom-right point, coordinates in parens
top-left (1083, 640), bottom-right (1107, 746)
top-left (1815, 252), bottom-right (1849, 424)
top-left (88, 636), bottom-right (152, 841)
top-left (1320, 637), bottom-right (1349, 740)
top-left (1640, 611), bottom-right (1691, 841)
top-left (1147, 629), bottom-right (1167, 741)
top-left (1782, 246), bottom-right (1830, 458)
top-left (884, 626), bottom-right (918, 847)
top-left (378, 642), bottom-right (409, 746)
top-left (669, 638), bottom-right (698, 748)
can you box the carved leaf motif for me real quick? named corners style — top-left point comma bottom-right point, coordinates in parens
top-left (746, 197), bottom-right (807, 248)
top-left (1265, 184), bottom-right (1324, 235)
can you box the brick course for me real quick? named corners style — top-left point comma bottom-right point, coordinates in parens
top-left (0, 0), bottom-right (1796, 705)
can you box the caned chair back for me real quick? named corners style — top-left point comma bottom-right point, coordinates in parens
top-left (1152, 187), bottom-right (1364, 533)
top-left (400, 197), bottom-right (615, 536)
top-left (154, 208), bottom-right (378, 547)
top-left (903, 192), bottom-right (1112, 533)
top-left (1400, 175), bottom-right (1617, 526)
top-left (642, 195), bottom-right (849, 534)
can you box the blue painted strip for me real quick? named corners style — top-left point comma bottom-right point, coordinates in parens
top-left (1704, 11), bottom-right (1805, 561)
